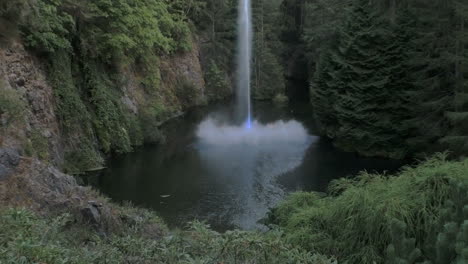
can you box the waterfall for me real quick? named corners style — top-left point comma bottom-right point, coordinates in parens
top-left (237, 0), bottom-right (253, 129)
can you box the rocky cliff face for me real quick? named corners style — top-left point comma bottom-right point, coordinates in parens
top-left (160, 37), bottom-right (207, 108)
top-left (121, 36), bottom-right (208, 119)
top-left (0, 36), bottom-right (210, 168)
top-left (0, 35), bottom-right (218, 210)
top-left (0, 41), bottom-right (63, 164)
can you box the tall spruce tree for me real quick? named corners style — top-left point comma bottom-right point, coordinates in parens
top-left (403, 1), bottom-right (455, 154)
top-left (311, 50), bottom-right (340, 137)
top-left (439, 0), bottom-right (468, 156)
top-left (315, 0), bottom-right (411, 158)
top-left (302, 0), bottom-right (352, 69)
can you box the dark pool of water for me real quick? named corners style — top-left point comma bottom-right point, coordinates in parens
top-left (83, 101), bottom-right (404, 231)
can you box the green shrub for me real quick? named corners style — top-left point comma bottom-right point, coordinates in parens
top-left (160, 221), bottom-right (336, 264)
top-left (63, 146), bottom-right (104, 175)
top-left (84, 62), bottom-right (132, 154)
top-left (386, 180), bottom-right (468, 263)
top-left (0, 208), bottom-right (83, 263)
top-left (175, 77), bottom-right (200, 106)
top-left (139, 100), bottom-right (166, 144)
top-left (47, 51), bottom-right (104, 172)
top-left (26, 129), bottom-right (49, 160)
top-left (21, 0), bottom-right (73, 53)
top-left (385, 219), bottom-right (423, 264)
top-left (75, 0), bottom-right (190, 62)
top-left (0, 83), bottom-right (25, 129)
top-left (126, 113), bottom-right (144, 147)
top-left (48, 51), bottom-right (91, 132)
top-left (273, 93), bottom-right (289, 105)
top-left (0, 207), bottom-right (335, 264)
top-left (205, 60), bottom-right (229, 101)
top-left (269, 154), bottom-right (468, 264)
top-left (20, 0), bottom-right (190, 58)
top-left (139, 55), bottom-right (161, 94)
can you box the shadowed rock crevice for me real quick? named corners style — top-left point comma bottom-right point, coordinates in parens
top-left (0, 148), bottom-right (20, 181)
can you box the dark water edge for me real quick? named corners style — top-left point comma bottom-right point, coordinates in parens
top-left (82, 101), bottom-right (405, 231)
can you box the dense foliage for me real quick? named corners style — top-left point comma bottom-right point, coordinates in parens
top-left (280, 0), bottom-right (468, 158)
top-left (251, 0), bottom-right (286, 100)
top-left (0, 207), bottom-right (334, 264)
top-left (269, 155), bottom-right (468, 263)
top-left (21, 0), bottom-right (191, 58)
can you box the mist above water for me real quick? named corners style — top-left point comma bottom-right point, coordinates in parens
top-left (197, 119), bottom-right (309, 146)
top-left (195, 117), bottom-right (313, 229)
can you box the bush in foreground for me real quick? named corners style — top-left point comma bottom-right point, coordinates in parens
top-left (0, 207), bottom-right (334, 264)
top-left (269, 154), bottom-right (468, 264)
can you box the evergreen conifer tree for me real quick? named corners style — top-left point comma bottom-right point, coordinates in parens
top-left (315, 0), bottom-right (412, 158)
top-left (311, 51), bottom-right (340, 137)
top-left (403, 1), bottom-right (456, 154)
top-left (439, 0), bottom-right (468, 156)
top-left (288, 0), bottom-right (468, 157)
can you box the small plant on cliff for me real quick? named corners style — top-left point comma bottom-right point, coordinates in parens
top-left (175, 77), bottom-right (200, 106)
top-left (205, 60), bottom-right (229, 101)
top-left (62, 146), bottom-right (105, 174)
top-left (0, 82), bottom-right (25, 130)
top-left (273, 93), bottom-right (289, 105)
top-left (23, 129), bottom-right (49, 160)
top-left (139, 99), bottom-right (166, 144)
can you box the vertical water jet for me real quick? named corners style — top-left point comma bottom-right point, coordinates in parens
top-left (237, 0), bottom-right (253, 128)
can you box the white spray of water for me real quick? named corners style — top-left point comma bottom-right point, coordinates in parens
top-left (195, 118), bottom-right (314, 229)
top-left (237, 0), bottom-right (253, 128)
top-left (197, 119), bottom-right (309, 146)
